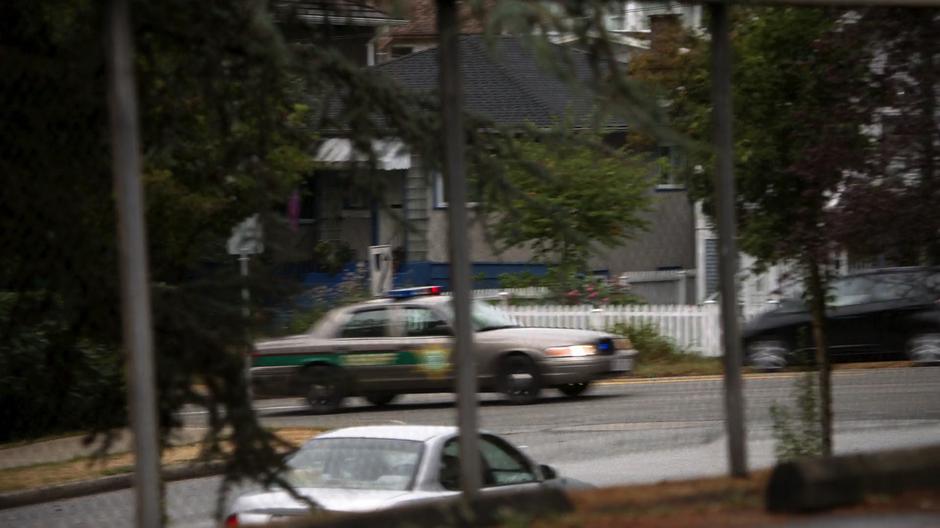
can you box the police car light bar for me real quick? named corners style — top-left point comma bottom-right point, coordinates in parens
top-left (386, 286), bottom-right (443, 299)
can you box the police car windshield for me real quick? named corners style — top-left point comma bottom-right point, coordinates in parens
top-left (440, 301), bottom-right (519, 331)
top-left (470, 301), bottom-right (519, 331)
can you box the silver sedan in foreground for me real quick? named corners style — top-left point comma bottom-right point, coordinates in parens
top-left (224, 425), bottom-right (589, 526)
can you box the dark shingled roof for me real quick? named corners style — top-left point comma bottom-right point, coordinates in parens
top-left (372, 35), bottom-right (605, 128)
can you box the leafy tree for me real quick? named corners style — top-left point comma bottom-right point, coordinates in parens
top-left (480, 133), bottom-right (652, 273)
top-left (0, 0), bottom-right (681, 516)
top-left (829, 8), bottom-right (940, 266)
top-left (629, 7), bottom-right (879, 455)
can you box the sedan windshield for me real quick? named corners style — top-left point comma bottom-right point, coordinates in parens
top-left (285, 438), bottom-right (422, 491)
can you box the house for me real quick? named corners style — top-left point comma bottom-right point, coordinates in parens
top-left (301, 33), bottom-right (700, 302)
top-left (276, 0), bottom-right (406, 66)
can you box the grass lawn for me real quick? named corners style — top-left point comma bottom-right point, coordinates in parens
top-left (0, 428), bottom-right (321, 494)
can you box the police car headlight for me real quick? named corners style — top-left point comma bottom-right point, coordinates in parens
top-left (545, 345), bottom-right (597, 357)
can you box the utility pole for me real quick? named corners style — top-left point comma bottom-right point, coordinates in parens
top-left (709, 1), bottom-right (748, 478)
top-left (107, 0), bottom-right (162, 525)
top-left (437, 0), bottom-right (481, 498)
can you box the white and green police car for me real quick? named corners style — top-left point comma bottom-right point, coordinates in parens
top-left (251, 287), bottom-right (636, 413)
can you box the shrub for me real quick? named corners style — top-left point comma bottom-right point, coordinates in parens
top-left (609, 322), bottom-right (722, 377)
top-left (770, 372), bottom-right (823, 461)
top-left (0, 293), bottom-right (126, 442)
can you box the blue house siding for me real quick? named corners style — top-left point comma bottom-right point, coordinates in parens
top-left (300, 261), bottom-right (548, 292)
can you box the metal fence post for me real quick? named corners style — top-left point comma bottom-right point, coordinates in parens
top-left (107, 0), bottom-right (162, 525)
top-left (709, 0), bottom-right (748, 478)
top-left (437, 0), bottom-right (481, 499)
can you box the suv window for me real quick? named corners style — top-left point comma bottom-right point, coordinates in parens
top-left (829, 276), bottom-right (874, 307)
top-left (404, 307), bottom-right (451, 337)
top-left (340, 309), bottom-right (390, 338)
top-left (869, 272), bottom-right (926, 302)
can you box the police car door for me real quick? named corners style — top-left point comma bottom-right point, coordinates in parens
top-left (332, 307), bottom-right (404, 392)
top-left (397, 305), bottom-right (455, 391)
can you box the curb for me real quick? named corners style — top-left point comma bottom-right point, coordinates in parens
top-left (0, 461), bottom-right (225, 511)
top-left (600, 362), bottom-right (914, 385)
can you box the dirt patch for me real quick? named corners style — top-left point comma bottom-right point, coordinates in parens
top-left (533, 471), bottom-right (940, 528)
top-left (0, 427), bottom-right (322, 493)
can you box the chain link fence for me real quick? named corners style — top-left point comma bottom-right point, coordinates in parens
top-left (1, 1), bottom-right (939, 527)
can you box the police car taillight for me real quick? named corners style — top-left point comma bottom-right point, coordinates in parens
top-left (386, 286), bottom-right (443, 299)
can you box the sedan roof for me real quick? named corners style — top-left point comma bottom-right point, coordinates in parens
top-left (315, 425), bottom-right (457, 443)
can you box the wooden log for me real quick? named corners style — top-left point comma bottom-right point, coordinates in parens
top-left (766, 444), bottom-right (940, 512)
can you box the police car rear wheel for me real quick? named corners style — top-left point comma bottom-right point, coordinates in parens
top-left (301, 364), bottom-right (346, 414)
top-left (499, 354), bottom-right (541, 404)
top-left (364, 392), bottom-right (398, 406)
top-left (558, 382), bottom-right (590, 397)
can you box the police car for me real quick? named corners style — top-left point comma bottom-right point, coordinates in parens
top-left (251, 286), bottom-right (636, 413)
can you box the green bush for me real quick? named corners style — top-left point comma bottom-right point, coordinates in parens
top-left (609, 322), bottom-right (722, 377)
top-left (770, 372), bottom-right (823, 461)
top-left (0, 293), bottom-right (126, 442)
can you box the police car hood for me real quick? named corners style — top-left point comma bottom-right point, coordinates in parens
top-left (475, 327), bottom-right (619, 347)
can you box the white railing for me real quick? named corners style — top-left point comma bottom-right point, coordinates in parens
top-left (503, 303), bottom-right (723, 357)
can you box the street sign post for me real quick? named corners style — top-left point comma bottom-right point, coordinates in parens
top-left (228, 214), bottom-right (264, 401)
top-left (227, 214), bottom-right (264, 257)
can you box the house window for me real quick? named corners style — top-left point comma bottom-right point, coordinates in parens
top-left (625, 1), bottom-right (652, 32)
top-left (705, 238), bottom-right (719, 297)
top-left (391, 46), bottom-right (414, 59)
top-left (433, 171), bottom-right (481, 208)
top-left (654, 145), bottom-right (685, 190)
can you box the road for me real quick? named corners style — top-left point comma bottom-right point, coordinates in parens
top-left (3, 367), bottom-right (939, 527)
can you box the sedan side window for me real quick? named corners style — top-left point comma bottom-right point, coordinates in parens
top-left (829, 277), bottom-right (874, 307)
top-left (439, 436), bottom-right (538, 490)
top-left (479, 436), bottom-right (538, 486)
top-left (340, 309), bottom-right (390, 338)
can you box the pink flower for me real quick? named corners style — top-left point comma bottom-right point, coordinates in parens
top-left (588, 292), bottom-right (598, 299)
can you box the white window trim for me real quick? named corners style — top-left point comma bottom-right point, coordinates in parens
top-left (433, 171), bottom-right (479, 209)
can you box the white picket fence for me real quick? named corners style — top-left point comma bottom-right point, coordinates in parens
top-left (503, 304), bottom-right (723, 357)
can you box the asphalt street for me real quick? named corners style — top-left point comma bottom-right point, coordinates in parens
top-left (3, 366), bottom-right (939, 527)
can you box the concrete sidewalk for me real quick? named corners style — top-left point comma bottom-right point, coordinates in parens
top-left (0, 428), bottom-right (207, 470)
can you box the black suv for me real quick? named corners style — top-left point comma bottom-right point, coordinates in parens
top-left (743, 267), bottom-right (940, 369)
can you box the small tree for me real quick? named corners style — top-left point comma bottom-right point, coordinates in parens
top-left (770, 372), bottom-right (824, 461)
top-left (629, 7), bottom-right (879, 456)
top-left (480, 133), bottom-right (652, 276)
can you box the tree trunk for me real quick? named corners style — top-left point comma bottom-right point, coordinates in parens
top-left (918, 19), bottom-right (938, 264)
top-left (807, 259), bottom-right (833, 456)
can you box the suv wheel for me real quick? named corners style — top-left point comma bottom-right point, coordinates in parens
top-left (747, 339), bottom-right (789, 371)
top-left (907, 333), bottom-right (940, 365)
top-left (499, 354), bottom-right (541, 404)
top-left (301, 364), bottom-right (346, 414)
